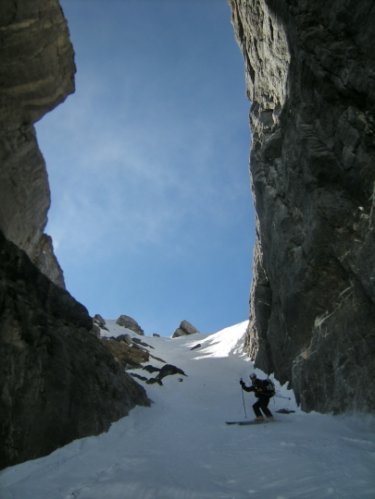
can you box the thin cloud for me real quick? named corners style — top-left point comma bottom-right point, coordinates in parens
top-left (40, 64), bottom-right (250, 263)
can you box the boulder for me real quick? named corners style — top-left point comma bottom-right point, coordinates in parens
top-left (116, 315), bottom-right (144, 335)
top-left (172, 320), bottom-right (199, 338)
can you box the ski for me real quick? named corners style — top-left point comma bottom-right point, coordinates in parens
top-left (225, 419), bottom-right (275, 425)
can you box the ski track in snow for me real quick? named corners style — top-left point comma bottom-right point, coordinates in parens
top-left (1, 321), bottom-right (375, 499)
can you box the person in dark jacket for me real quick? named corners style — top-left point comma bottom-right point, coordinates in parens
top-left (240, 373), bottom-right (273, 421)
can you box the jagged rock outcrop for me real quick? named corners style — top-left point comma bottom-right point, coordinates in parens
top-left (0, 232), bottom-right (150, 469)
top-left (93, 314), bottom-right (107, 329)
top-left (116, 315), bottom-right (144, 335)
top-left (0, 0), bottom-right (150, 469)
top-left (92, 314), bottom-right (108, 337)
top-left (229, 0), bottom-right (375, 413)
top-left (102, 336), bottom-right (150, 369)
top-left (172, 320), bottom-right (199, 338)
top-left (145, 364), bottom-right (187, 385)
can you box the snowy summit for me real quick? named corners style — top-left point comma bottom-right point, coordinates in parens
top-left (1, 322), bottom-right (374, 498)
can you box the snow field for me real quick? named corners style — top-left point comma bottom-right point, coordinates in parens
top-left (1, 322), bottom-right (375, 498)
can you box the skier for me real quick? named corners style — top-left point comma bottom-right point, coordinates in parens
top-left (240, 373), bottom-right (274, 421)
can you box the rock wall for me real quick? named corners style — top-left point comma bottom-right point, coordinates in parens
top-left (229, 0), bottom-right (375, 413)
top-left (0, 1), bottom-right (150, 469)
top-left (0, 231), bottom-right (149, 469)
top-left (0, 0), bottom-right (74, 286)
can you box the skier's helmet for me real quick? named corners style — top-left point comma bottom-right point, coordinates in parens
top-left (249, 373), bottom-right (257, 381)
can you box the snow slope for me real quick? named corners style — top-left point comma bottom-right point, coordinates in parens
top-left (1, 322), bottom-right (375, 499)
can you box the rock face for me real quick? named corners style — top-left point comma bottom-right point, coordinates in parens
top-left (0, 0), bottom-right (150, 469)
top-left (102, 336), bottom-right (150, 369)
top-left (229, 0), bottom-right (375, 413)
top-left (0, 232), bottom-right (150, 469)
top-left (172, 320), bottom-right (199, 338)
top-left (0, 0), bottom-right (75, 287)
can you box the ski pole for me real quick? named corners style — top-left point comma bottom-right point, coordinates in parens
top-left (240, 381), bottom-right (248, 418)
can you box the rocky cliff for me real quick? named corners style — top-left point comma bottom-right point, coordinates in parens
top-left (0, 0), bottom-right (149, 469)
top-left (0, 0), bottom-right (74, 286)
top-left (0, 232), bottom-right (149, 469)
top-left (229, 0), bottom-right (375, 413)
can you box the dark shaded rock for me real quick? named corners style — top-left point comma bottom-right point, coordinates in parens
top-left (230, 0), bottom-right (375, 413)
top-left (130, 373), bottom-right (149, 383)
top-left (146, 378), bottom-right (163, 386)
top-left (91, 324), bottom-right (101, 339)
top-left (102, 338), bottom-right (150, 369)
top-left (145, 364), bottom-right (187, 385)
top-left (172, 320), bottom-right (199, 338)
top-left (149, 353), bottom-right (167, 364)
top-left (158, 364), bottom-right (187, 379)
top-left (190, 343), bottom-right (202, 351)
top-left (115, 334), bottom-right (132, 345)
top-left (132, 337), bottom-right (154, 349)
top-left (143, 365), bottom-right (162, 374)
top-left (116, 315), bottom-right (144, 335)
top-left (0, 231), bottom-right (150, 469)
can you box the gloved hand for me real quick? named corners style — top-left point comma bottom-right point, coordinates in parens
top-left (239, 379), bottom-right (245, 389)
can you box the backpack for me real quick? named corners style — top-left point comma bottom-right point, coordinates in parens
top-left (264, 379), bottom-right (275, 397)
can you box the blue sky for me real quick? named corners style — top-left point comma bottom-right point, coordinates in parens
top-left (36, 0), bottom-right (254, 336)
